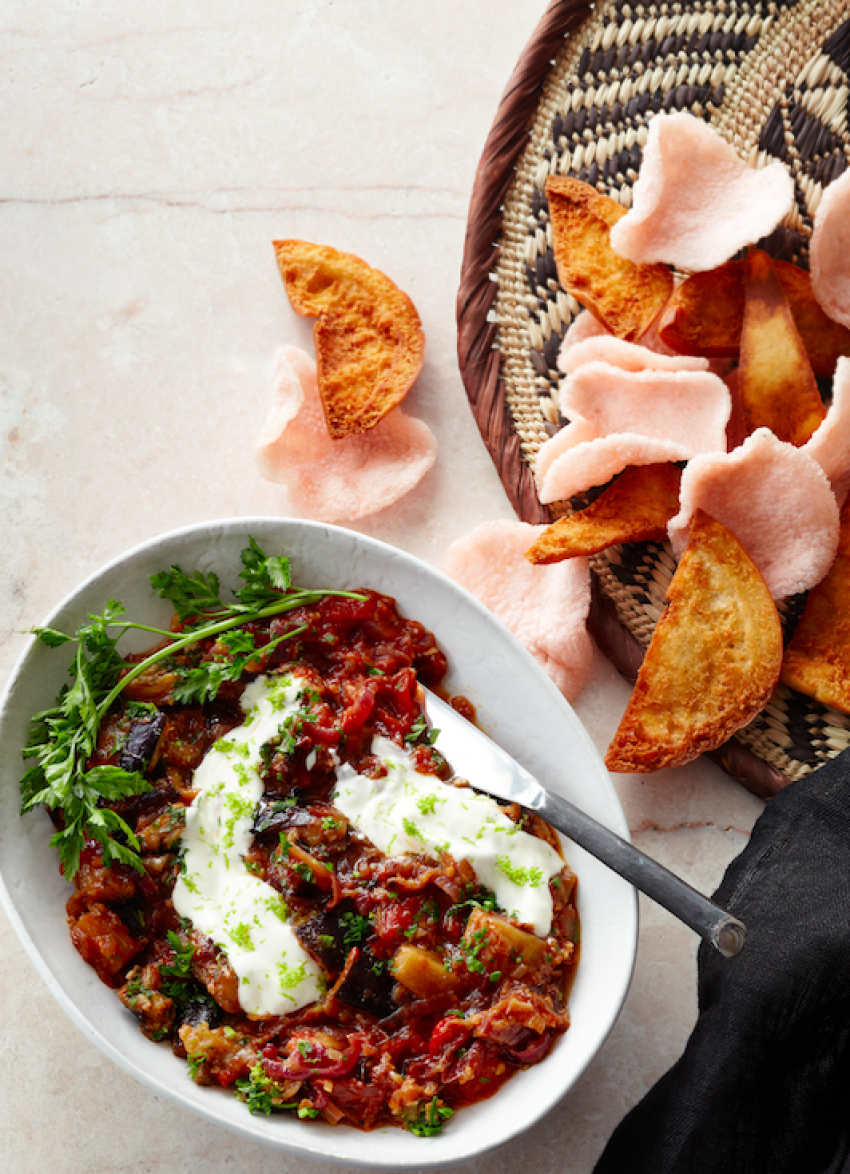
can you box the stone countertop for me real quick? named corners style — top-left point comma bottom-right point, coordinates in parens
top-left (0, 3), bottom-right (764, 1171)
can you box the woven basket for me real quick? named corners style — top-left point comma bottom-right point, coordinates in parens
top-left (458, 0), bottom-right (850, 800)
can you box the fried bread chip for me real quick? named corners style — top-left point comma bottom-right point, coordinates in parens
top-left (526, 463), bottom-right (683, 564)
top-left (656, 259), bottom-right (850, 377)
top-left (738, 250), bottom-right (826, 446)
top-left (605, 510), bottom-right (782, 773)
top-left (545, 177), bottom-right (673, 342)
top-left (781, 495), bottom-right (850, 713)
top-left (273, 240), bottom-right (425, 439)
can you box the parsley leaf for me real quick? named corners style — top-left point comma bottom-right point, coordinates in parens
top-left (156, 931), bottom-right (215, 1010)
top-left (236, 536), bottom-right (292, 608)
top-left (404, 714), bottom-right (440, 746)
top-left (19, 539), bottom-right (365, 882)
top-left (149, 566), bottom-right (225, 622)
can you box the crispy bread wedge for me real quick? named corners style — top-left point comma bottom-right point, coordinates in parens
top-left (782, 496), bottom-right (850, 713)
top-left (605, 510), bottom-right (782, 772)
top-left (525, 463), bottom-right (682, 564)
top-left (273, 240), bottom-right (425, 439)
top-left (545, 177), bottom-right (673, 342)
top-left (738, 250), bottom-right (826, 446)
top-left (656, 258), bottom-right (850, 377)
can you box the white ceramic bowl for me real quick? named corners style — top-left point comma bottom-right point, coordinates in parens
top-left (0, 518), bottom-right (637, 1169)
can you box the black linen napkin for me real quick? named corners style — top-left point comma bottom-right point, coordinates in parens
top-left (593, 748), bottom-right (850, 1174)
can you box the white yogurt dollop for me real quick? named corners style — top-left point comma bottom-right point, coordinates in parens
top-left (332, 736), bottom-right (563, 936)
top-left (172, 674), bottom-right (324, 1016)
top-left (173, 674), bottom-right (564, 1018)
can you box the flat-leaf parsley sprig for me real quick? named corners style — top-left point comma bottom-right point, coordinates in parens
top-left (20, 538), bottom-right (364, 883)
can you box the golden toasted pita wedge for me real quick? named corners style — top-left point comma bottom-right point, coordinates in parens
top-left (657, 258), bottom-right (850, 378)
top-left (781, 496), bottom-right (850, 713)
top-left (738, 250), bottom-right (826, 446)
top-left (656, 262), bottom-right (743, 359)
top-left (273, 240), bottom-right (425, 439)
top-left (780, 261), bottom-right (850, 377)
top-left (605, 510), bottom-right (782, 772)
top-left (545, 177), bottom-right (673, 343)
top-left (525, 463), bottom-right (682, 564)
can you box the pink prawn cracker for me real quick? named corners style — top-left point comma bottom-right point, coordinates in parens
top-left (609, 113), bottom-right (794, 272)
top-left (668, 428), bottom-right (840, 600)
top-left (255, 346), bottom-right (436, 522)
top-left (559, 334), bottom-right (709, 376)
top-left (559, 364), bottom-right (729, 445)
top-left (810, 168), bottom-right (850, 331)
top-left (559, 310), bottom-right (610, 358)
top-left (803, 356), bottom-right (850, 506)
top-left (559, 303), bottom-right (679, 371)
top-left (536, 362), bottom-right (729, 504)
top-left (537, 432), bottom-right (693, 505)
top-left (442, 519), bottom-right (593, 702)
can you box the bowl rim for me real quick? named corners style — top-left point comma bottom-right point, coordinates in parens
top-left (0, 516), bottom-right (637, 1169)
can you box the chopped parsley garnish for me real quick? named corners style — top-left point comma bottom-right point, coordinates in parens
top-left (235, 1061), bottom-right (293, 1115)
top-left (159, 931), bottom-right (195, 981)
top-left (156, 930), bottom-right (216, 1010)
top-left (460, 928), bottom-right (490, 975)
top-left (339, 910), bottom-right (373, 946)
top-left (405, 715), bottom-right (440, 746)
top-left (448, 887), bottom-right (498, 917)
top-left (403, 897), bottom-right (439, 941)
top-left (172, 627), bottom-right (307, 705)
top-left (406, 1096), bottom-right (454, 1137)
top-left (19, 538), bottom-right (365, 882)
top-left (126, 700), bottom-right (159, 721)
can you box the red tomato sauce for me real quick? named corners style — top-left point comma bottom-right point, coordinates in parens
top-left (63, 588), bottom-right (579, 1135)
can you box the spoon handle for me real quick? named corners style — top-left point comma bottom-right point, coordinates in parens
top-left (422, 688), bottom-right (745, 957)
top-left (533, 788), bottom-right (745, 957)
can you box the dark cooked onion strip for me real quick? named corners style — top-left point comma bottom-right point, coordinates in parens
top-left (262, 1034), bottom-right (363, 1080)
top-left (285, 833), bottom-right (343, 907)
top-left (504, 1029), bottom-right (555, 1065)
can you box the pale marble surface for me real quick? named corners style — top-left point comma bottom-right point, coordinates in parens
top-left (0, 3), bottom-right (764, 1171)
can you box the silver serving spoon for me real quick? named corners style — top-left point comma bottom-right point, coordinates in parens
top-left (421, 689), bottom-right (745, 958)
